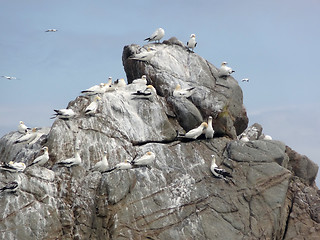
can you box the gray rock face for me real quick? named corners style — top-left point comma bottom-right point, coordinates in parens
top-left (0, 40), bottom-right (319, 240)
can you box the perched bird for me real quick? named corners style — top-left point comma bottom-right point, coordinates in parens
top-left (144, 28), bottom-right (165, 43)
top-left (263, 135), bottom-right (273, 140)
top-left (92, 151), bottom-right (109, 172)
top-left (45, 29), bottom-right (57, 32)
top-left (81, 83), bottom-right (106, 95)
top-left (241, 78), bottom-right (249, 82)
top-left (210, 155), bottom-right (232, 179)
top-left (114, 159), bottom-right (133, 170)
top-left (132, 75), bottom-right (147, 85)
top-left (1, 75), bottom-right (17, 80)
top-left (85, 96), bottom-right (101, 115)
top-left (14, 128), bottom-right (38, 144)
top-left (0, 181), bottom-right (19, 193)
top-left (178, 122), bottom-right (208, 139)
top-left (131, 152), bottom-right (156, 166)
top-left (204, 116), bottom-right (214, 139)
top-left (51, 108), bottom-right (76, 120)
top-left (57, 148), bottom-right (81, 167)
top-left (219, 62), bottom-right (235, 77)
top-left (114, 78), bottom-right (127, 88)
top-left (173, 84), bottom-right (195, 98)
top-left (239, 133), bottom-right (249, 142)
top-left (18, 121), bottom-right (29, 134)
top-left (187, 34), bottom-right (197, 52)
top-left (0, 161), bottom-right (26, 172)
top-left (29, 147), bottom-right (49, 167)
top-left (129, 47), bottom-right (157, 62)
top-left (131, 85), bottom-right (157, 100)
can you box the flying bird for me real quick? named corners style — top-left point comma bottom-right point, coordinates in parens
top-left (14, 128), bottom-right (38, 144)
top-left (45, 29), bottom-right (58, 32)
top-left (0, 181), bottom-right (19, 193)
top-left (0, 161), bottom-right (26, 172)
top-left (187, 34), bottom-right (197, 52)
top-left (144, 28), bottom-right (165, 43)
top-left (204, 116), bottom-right (214, 139)
top-left (18, 121), bottom-right (29, 134)
top-left (219, 62), bottom-right (235, 78)
top-left (51, 108), bottom-right (76, 120)
top-left (132, 75), bottom-right (147, 85)
top-left (241, 78), bottom-right (249, 82)
top-left (56, 148), bottom-right (81, 167)
top-left (173, 84), bottom-right (195, 98)
top-left (131, 152), bottom-right (156, 166)
top-left (91, 151), bottom-right (109, 172)
top-left (85, 96), bottom-right (101, 115)
top-left (210, 155), bottom-right (232, 179)
top-left (129, 47), bottom-right (157, 62)
top-left (1, 75), bottom-right (17, 80)
top-left (30, 147), bottom-right (49, 167)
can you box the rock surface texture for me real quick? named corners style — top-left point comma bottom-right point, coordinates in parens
top-left (0, 39), bottom-right (319, 240)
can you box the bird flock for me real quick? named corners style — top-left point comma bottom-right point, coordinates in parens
top-left (1, 27), bottom-right (261, 194)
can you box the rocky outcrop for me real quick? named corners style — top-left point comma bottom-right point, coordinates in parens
top-left (0, 39), bottom-right (319, 240)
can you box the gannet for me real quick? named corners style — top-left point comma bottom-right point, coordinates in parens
top-left (18, 121), bottom-right (29, 134)
top-left (219, 62), bottom-right (235, 77)
top-left (239, 133), bottom-right (249, 142)
top-left (173, 84), bottom-right (195, 98)
top-left (187, 34), bottom-right (197, 52)
top-left (131, 152), bottom-right (156, 166)
top-left (131, 85), bottom-right (157, 100)
top-left (132, 75), bottom-right (147, 85)
top-left (129, 47), bottom-right (157, 62)
top-left (204, 116), bottom-right (214, 139)
top-left (92, 151), bottom-right (109, 172)
top-left (241, 78), bottom-right (249, 82)
top-left (183, 122), bottom-right (208, 139)
top-left (263, 135), bottom-right (273, 140)
top-left (115, 159), bottom-right (133, 170)
top-left (144, 28), bottom-right (165, 43)
top-left (210, 155), bottom-right (232, 179)
top-left (30, 147), bottom-right (49, 167)
top-left (85, 96), bottom-right (101, 115)
top-left (14, 128), bottom-right (38, 144)
top-left (0, 161), bottom-right (26, 172)
top-left (1, 75), bottom-right (17, 80)
top-left (45, 29), bottom-right (58, 32)
top-left (51, 108), bottom-right (76, 120)
top-left (57, 148), bottom-right (81, 167)
top-left (81, 83), bottom-right (106, 95)
top-left (114, 78), bottom-right (127, 88)
top-left (0, 181), bottom-right (19, 193)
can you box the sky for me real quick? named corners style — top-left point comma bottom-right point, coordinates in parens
top-left (0, 0), bottom-right (319, 185)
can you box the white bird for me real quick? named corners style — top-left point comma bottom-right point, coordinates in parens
top-left (219, 62), bottom-right (235, 77)
top-left (0, 181), bottom-right (19, 193)
top-left (0, 161), bottom-right (26, 172)
top-left (30, 147), bottom-right (49, 167)
top-left (144, 28), bottom-right (165, 43)
top-left (51, 108), bottom-right (76, 120)
top-left (92, 151), bottom-right (109, 172)
top-left (81, 83), bottom-right (106, 95)
top-left (204, 116), bottom-right (214, 139)
top-left (132, 75), bottom-right (147, 85)
top-left (210, 155), bottom-right (232, 179)
top-left (131, 85), bottom-right (157, 100)
top-left (263, 135), bottom-right (273, 140)
top-left (57, 148), bottom-right (81, 167)
top-left (183, 122), bottom-right (208, 139)
top-left (187, 34), bottom-right (197, 52)
top-left (1, 75), bottom-right (17, 80)
top-left (241, 78), bottom-right (249, 82)
top-left (85, 96), bottom-right (101, 115)
top-left (45, 29), bottom-right (57, 32)
top-left (114, 78), bottom-right (127, 88)
top-left (18, 121), bottom-right (29, 134)
top-left (173, 84), bottom-right (195, 98)
top-left (131, 152), bottom-right (156, 166)
top-left (129, 47), bottom-right (157, 62)
top-left (14, 128), bottom-right (38, 144)
top-left (239, 134), bottom-right (249, 142)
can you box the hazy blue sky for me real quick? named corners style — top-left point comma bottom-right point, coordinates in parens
top-left (1, 0), bottom-right (319, 185)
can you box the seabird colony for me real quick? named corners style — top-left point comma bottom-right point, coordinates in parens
top-left (2, 27), bottom-right (270, 192)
